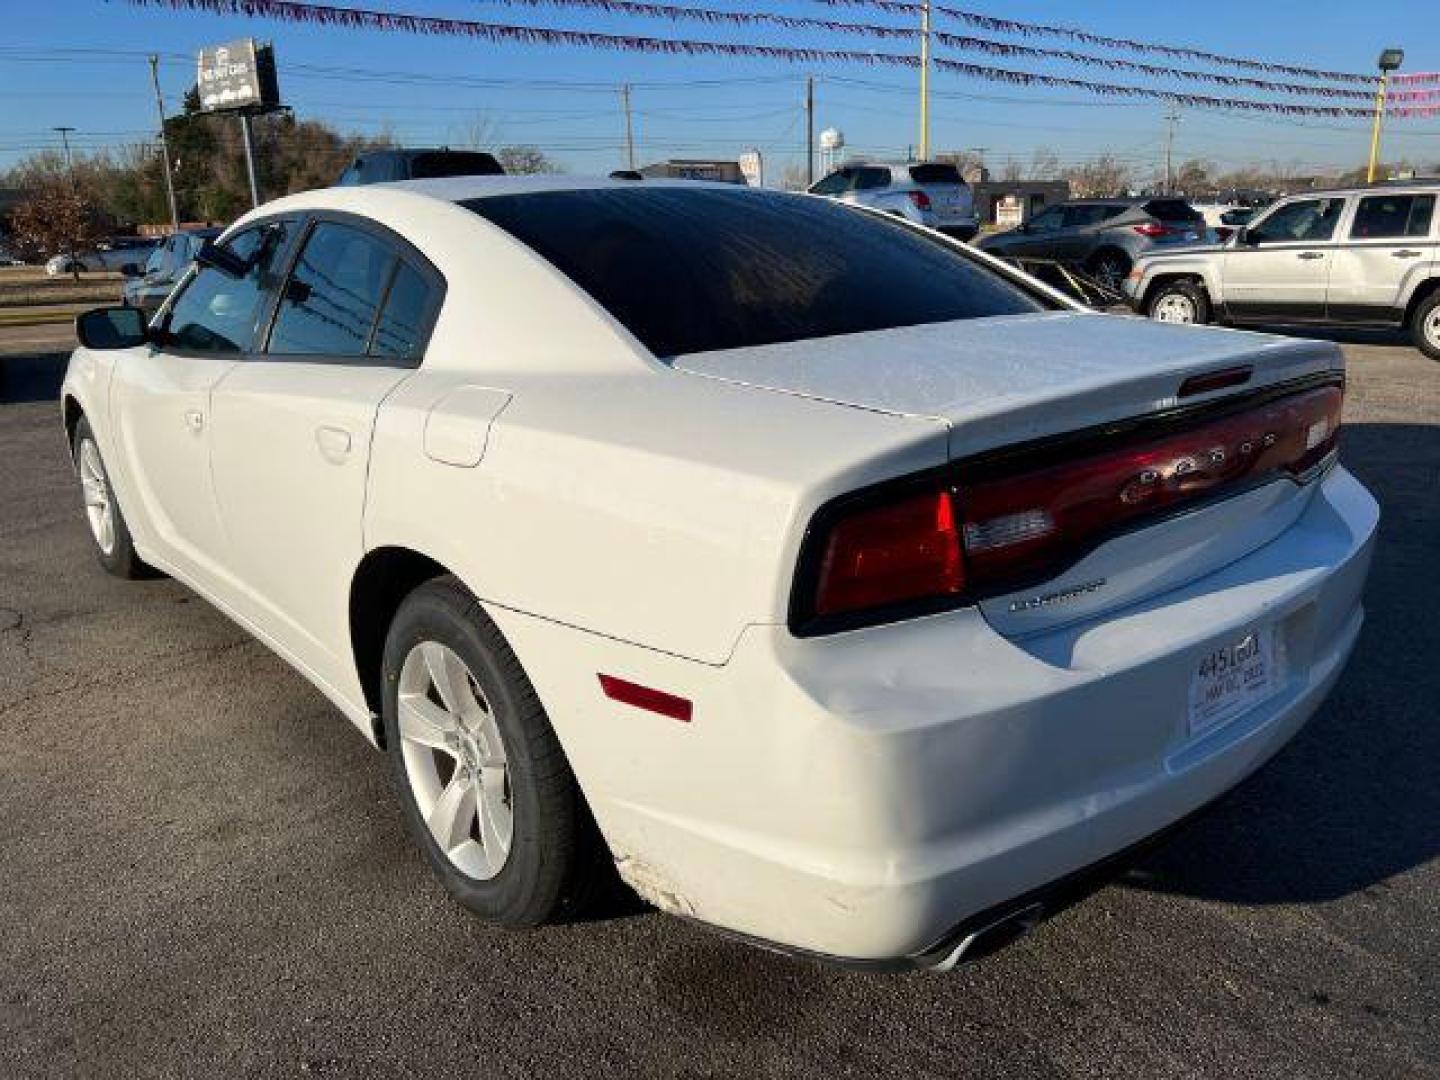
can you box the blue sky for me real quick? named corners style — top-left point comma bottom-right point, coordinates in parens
top-left (2, 0), bottom-right (1438, 181)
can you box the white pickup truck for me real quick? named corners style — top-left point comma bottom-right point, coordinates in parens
top-left (1125, 182), bottom-right (1440, 360)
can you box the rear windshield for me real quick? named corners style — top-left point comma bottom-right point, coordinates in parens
top-left (1142, 199), bottom-right (1203, 222)
top-left (909, 163), bottom-right (965, 185)
top-left (410, 152), bottom-right (504, 179)
top-left (462, 188), bottom-right (1046, 358)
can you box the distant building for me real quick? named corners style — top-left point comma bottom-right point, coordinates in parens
top-left (639, 159), bottom-right (746, 184)
top-left (971, 181), bottom-right (1071, 227)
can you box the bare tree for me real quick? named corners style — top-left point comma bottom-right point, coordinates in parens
top-left (10, 179), bottom-right (106, 276)
top-left (1029, 148), bottom-right (1061, 181)
top-left (1062, 155), bottom-right (1133, 198)
top-left (495, 146), bottom-right (560, 175)
top-left (999, 158), bottom-right (1023, 183)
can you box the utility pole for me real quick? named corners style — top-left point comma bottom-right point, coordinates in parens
top-left (52, 126), bottom-right (76, 176)
top-left (148, 55), bottom-right (181, 232)
top-left (238, 113), bottom-right (261, 208)
top-left (1162, 109), bottom-right (1181, 194)
top-left (1368, 49), bottom-right (1405, 183)
top-left (805, 75), bottom-right (815, 186)
top-left (621, 83), bottom-right (636, 171)
top-left (968, 146), bottom-right (989, 181)
top-left (918, 0), bottom-right (932, 160)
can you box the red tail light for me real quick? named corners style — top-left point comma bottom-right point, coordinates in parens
top-left (814, 488), bottom-right (962, 617)
top-left (1133, 221), bottom-right (1172, 238)
top-left (793, 383), bottom-right (1343, 634)
top-left (907, 190), bottom-right (933, 212)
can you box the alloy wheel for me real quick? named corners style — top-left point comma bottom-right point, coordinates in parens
top-left (397, 641), bottom-right (514, 880)
top-left (78, 438), bottom-right (116, 555)
top-left (1152, 293), bottom-right (1198, 323)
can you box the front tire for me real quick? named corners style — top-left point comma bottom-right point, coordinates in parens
top-left (73, 417), bottom-right (149, 579)
top-left (1146, 280), bottom-right (1211, 325)
top-left (381, 576), bottom-right (597, 927)
top-left (1411, 290), bottom-right (1440, 361)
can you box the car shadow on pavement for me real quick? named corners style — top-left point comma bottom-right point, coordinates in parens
top-left (0, 351), bottom-right (68, 404)
top-left (1125, 421), bottom-right (1439, 906)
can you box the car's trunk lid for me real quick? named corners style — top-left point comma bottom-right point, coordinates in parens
top-left (675, 312), bottom-right (1345, 635)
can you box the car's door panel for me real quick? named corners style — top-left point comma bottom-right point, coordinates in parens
top-left (1326, 193), bottom-right (1437, 322)
top-left (205, 215), bottom-right (442, 705)
top-left (1222, 196), bottom-right (1347, 321)
top-left (107, 221), bottom-right (296, 582)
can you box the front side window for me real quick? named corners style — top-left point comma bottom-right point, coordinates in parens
top-left (464, 187), bottom-right (1048, 359)
top-left (268, 222), bottom-right (396, 357)
top-left (1027, 207), bottom-right (1064, 232)
top-left (1250, 198), bottom-right (1346, 244)
top-left (164, 221), bottom-right (294, 353)
top-left (1349, 194), bottom-right (1435, 240)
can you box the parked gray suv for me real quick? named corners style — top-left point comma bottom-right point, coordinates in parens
top-left (120, 227), bottom-right (223, 317)
top-left (1125, 181), bottom-right (1440, 360)
top-left (976, 198), bottom-right (1206, 290)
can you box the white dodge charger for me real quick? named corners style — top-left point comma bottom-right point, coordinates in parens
top-left (62, 177), bottom-right (1377, 969)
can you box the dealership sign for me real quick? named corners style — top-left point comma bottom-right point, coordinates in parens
top-left (197, 39), bottom-right (280, 113)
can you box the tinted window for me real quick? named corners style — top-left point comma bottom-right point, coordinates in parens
top-left (1143, 199), bottom-right (1203, 222)
top-left (409, 152), bottom-right (504, 179)
top-left (165, 221), bottom-right (293, 353)
top-left (853, 167), bottom-right (891, 191)
top-left (1026, 207), bottom-right (1064, 232)
top-left (370, 261), bottom-right (433, 361)
top-left (1063, 204), bottom-right (1116, 228)
top-left (268, 222), bottom-right (395, 356)
top-left (810, 170), bottom-right (849, 196)
top-left (464, 188), bottom-right (1047, 358)
top-left (1250, 198), bottom-right (1346, 243)
top-left (1350, 194), bottom-right (1435, 239)
top-left (909, 163), bottom-right (964, 185)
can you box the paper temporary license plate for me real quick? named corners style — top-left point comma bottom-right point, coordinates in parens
top-left (1187, 626), bottom-right (1282, 737)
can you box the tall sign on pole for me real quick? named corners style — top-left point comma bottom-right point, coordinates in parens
top-left (196, 39), bottom-right (282, 208)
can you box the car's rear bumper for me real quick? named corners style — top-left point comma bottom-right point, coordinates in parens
top-left (492, 465), bottom-right (1378, 965)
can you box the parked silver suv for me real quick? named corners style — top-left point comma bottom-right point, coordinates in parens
top-left (1126, 181), bottom-right (1440, 359)
top-left (808, 161), bottom-right (980, 240)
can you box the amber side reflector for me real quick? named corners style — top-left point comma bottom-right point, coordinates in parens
top-left (599, 674), bottom-right (693, 723)
top-left (1178, 365), bottom-right (1252, 398)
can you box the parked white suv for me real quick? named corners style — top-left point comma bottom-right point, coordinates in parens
top-left (809, 161), bottom-right (981, 240)
top-left (1125, 181), bottom-right (1440, 359)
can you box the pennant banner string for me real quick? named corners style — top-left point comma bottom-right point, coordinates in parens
top-left (125, 0), bottom-right (1402, 119)
top-left (808, 0), bottom-right (1375, 85)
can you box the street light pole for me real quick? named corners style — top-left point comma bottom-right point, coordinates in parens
top-left (52, 126), bottom-right (76, 177)
top-left (1163, 110), bottom-right (1181, 194)
top-left (149, 55), bottom-right (181, 232)
top-left (1367, 49), bottom-right (1405, 184)
top-left (918, 0), bottom-right (932, 160)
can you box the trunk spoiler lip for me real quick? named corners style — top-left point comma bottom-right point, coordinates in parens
top-left (788, 370), bottom-right (1345, 638)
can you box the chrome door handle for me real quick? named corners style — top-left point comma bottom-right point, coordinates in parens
top-left (1297, 251), bottom-right (1325, 260)
top-left (315, 425), bottom-right (352, 464)
top-left (184, 408), bottom-right (204, 432)
top-left (1392, 249), bottom-right (1423, 258)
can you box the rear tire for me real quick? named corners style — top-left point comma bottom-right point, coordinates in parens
top-left (1146, 280), bottom-right (1211, 325)
top-left (1411, 290), bottom-right (1440, 361)
top-left (381, 576), bottom-right (601, 928)
top-left (72, 417), bottom-right (150, 579)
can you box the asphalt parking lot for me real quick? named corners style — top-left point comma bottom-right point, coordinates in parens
top-left (2, 326), bottom-right (1437, 1079)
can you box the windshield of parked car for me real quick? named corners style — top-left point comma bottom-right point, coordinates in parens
top-left (462, 188), bottom-right (1048, 358)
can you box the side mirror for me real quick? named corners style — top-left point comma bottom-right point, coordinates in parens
top-left (119, 262), bottom-right (142, 278)
top-left (194, 239), bottom-right (248, 279)
top-left (76, 306), bottom-right (149, 350)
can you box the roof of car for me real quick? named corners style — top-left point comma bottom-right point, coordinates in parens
top-left (360, 174), bottom-right (753, 201)
top-left (1273, 178), bottom-right (1440, 199)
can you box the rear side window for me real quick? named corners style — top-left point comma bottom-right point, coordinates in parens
top-left (1349, 194), bottom-right (1435, 239)
top-left (853, 167), bottom-right (891, 191)
top-left (909, 163), bottom-right (965, 185)
top-left (268, 222), bottom-right (395, 356)
top-left (809, 170), bottom-right (850, 196)
top-left (370, 262), bottom-right (433, 361)
top-left (1143, 199), bottom-right (1203, 222)
top-left (409, 152), bottom-right (504, 179)
top-left (463, 188), bottom-right (1047, 358)
top-left (1062, 204), bottom-right (1115, 228)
